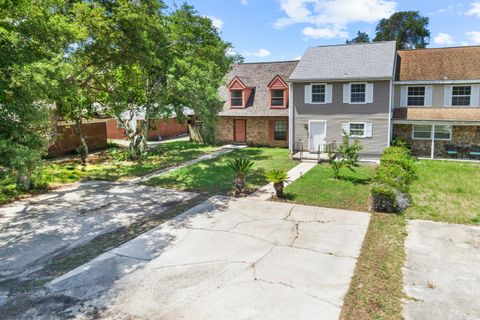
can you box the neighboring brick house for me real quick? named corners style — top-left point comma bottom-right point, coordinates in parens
top-left (48, 120), bottom-right (108, 157)
top-left (392, 46), bottom-right (480, 158)
top-left (288, 41), bottom-right (397, 157)
top-left (215, 61), bottom-right (298, 147)
top-left (106, 118), bottom-right (187, 141)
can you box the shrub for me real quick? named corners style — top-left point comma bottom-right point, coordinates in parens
top-left (391, 137), bottom-right (411, 150)
top-left (227, 158), bottom-right (254, 196)
top-left (265, 169), bottom-right (289, 198)
top-left (328, 131), bottom-right (363, 179)
top-left (371, 146), bottom-right (416, 213)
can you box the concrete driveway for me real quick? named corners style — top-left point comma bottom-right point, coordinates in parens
top-left (403, 220), bottom-right (480, 320)
top-left (0, 181), bottom-right (195, 295)
top-left (43, 197), bottom-right (370, 320)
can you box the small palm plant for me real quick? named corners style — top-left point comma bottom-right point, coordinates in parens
top-left (265, 169), bottom-right (289, 198)
top-left (227, 158), bottom-right (254, 196)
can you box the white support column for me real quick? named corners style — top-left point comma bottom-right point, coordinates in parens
top-left (430, 125), bottom-right (435, 159)
top-left (288, 82), bottom-right (294, 153)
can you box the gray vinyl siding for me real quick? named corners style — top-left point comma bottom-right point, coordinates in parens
top-left (292, 81), bottom-right (391, 155)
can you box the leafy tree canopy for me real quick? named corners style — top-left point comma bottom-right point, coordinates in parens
top-left (346, 31), bottom-right (371, 44)
top-left (374, 11), bottom-right (430, 49)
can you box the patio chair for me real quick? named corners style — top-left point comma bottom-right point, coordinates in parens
top-left (444, 144), bottom-right (458, 158)
top-left (468, 145), bottom-right (480, 160)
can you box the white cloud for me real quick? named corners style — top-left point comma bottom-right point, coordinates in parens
top-left (274, 0), bottom-right (396, 39)
top-left (433, 33), bottom-right (454, 45)
top-left (302, 26), bottom-right (348, 39)
top-left (465, 31), bottom-right (480, 43)
top-left (226, 48), bottom-right (238, 56)
top-left (294, 56), bottom-right (302, 60)
top-left (466, 2), bottom-right (480, 17)
top-left (254, 48), bottom-right (271, 57)
top-left (240, 0), bottom-right (249, 5)
top-left (205, 16), bottom-right (223, 30)
top-left (244, 48), bottom-right (271, 58)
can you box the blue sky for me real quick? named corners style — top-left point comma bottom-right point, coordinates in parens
top-left (168, 0), bottom-right (480, 62)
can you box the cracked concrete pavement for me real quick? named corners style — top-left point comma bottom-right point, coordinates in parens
top-left (0, 181), bottom-right (195, 291)
top-left (403, 220), bottom-right (480, 320)
top-left (41, 196), bottom-right (370, 319)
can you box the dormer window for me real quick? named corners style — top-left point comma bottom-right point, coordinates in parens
top-left (268, 75), bottom-right (289, 109)
top-left (271, 89), bottom-right (284, 107)
top-left (228, 76), bottom-right (252, 108)
top-left (231, 90), bottom-right (243, 107)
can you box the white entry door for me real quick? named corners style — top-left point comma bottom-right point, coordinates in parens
top-left (309, 121), bottom-right (327, 152)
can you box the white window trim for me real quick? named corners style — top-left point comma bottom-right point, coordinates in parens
top-left (310, 83), bottom-right (327, 104)
top-left (412, 124), bottom-right (452, 141)
top-left (349, 82), bottom-right (367, 104)
top-left (450, 85), bottom-right (472, 107)
top-left (406, 86), bottom-right (426, 107)
top-left (349, 122), bottom-right (367, 138)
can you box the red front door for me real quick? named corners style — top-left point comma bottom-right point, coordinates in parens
top-left (234, 119), bottom-right (246, 143)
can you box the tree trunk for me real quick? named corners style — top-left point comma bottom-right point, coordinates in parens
top-left (73, 119), bottom-right (88, 166)
top-left (273, 182), bottom-right (284, 198)
top-left (235, 175), bottom-right (245, 196)
top-left (16, 170), bottom-right (32, 191)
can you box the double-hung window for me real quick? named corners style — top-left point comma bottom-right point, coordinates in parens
top-left (407, 87), bottom-right (426, 106)
top-left (311, 84), bottom-right (326, 103)
top-left (231, 90), bottom-right (243, 107)
top-left (274, 120), bottom-right (287, 140)
top-left (271, 89), bottom-right (284, 107)
top-left (412, 125), bottom-right (452, 140)
top-left (349, 123), bottom-right (365, 138)
top-left (350, 83), bottom-right (366, 103)
top-left (451, 86), bottom-right (471, 106)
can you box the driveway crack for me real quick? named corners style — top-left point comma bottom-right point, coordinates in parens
top-left (256, 278), bottom-right (341, 308)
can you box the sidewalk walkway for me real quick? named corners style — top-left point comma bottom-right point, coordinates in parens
top-left (250, 161), bottom-right (317, 200)
top-left (128, 144), bottom-right (246, 184)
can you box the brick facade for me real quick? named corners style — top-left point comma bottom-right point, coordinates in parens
top-left (215, 116), bottom-right (288, 147)
top-left (106, 118), bottom-right (187, 141)
top-left (393, 124), bottom-right (480, 157)
top-left (48, 122), bottom-right (108, 157)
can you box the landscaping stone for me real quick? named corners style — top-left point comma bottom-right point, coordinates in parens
top-left (403, 220), bottom-right (480, 320)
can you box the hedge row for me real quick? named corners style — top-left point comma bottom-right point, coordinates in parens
top-left (370, 146), bottom-right (417, 213)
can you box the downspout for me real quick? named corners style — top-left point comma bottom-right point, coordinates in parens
top-left (288, 82), bottom-right (294, 153)
top-left (388, 79), bottom-right (393, 147)
top-left (430, 124), bottom-right (435, 159)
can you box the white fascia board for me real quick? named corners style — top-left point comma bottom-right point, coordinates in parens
top-left (394, 79), bottom-right (480, 85)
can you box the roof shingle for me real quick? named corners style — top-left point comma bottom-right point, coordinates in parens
top-left (218, 61), bottom-right (298, 117)
top-left (396, 46), bottom-right (480, 81)
top-left (289, 41), bottom-right (397, 81)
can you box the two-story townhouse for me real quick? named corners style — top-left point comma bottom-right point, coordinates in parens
top-left (288, 41), bottom-right (397, 157)
top-left (215, 61), bottom-right (298, 147)
top-left (392, 46), bottom-right (480, 159)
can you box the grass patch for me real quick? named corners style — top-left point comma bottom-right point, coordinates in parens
top-left (340, 213), bottom-right (406, 320)
top-left (406, 160), bottom-right (480, 225)
top-left (284, 164), bottom-right (376, 211)
top-left (0, 141), bottom-right (217, 205)
top-left (145, 147), bottom-right (297, 195)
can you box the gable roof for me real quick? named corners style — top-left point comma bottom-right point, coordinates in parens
top-left (218, 61), bottom-right (298, 117)
top-left (289, 41), bottom-right (397, 81)
top-left (396, 46), bottom-right (480, 81)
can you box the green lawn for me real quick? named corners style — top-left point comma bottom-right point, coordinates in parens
top-left (0, 141), bottom-right (217, 205)
top-left (406, 160), bottom-right (480, 225)
top-left (341, 213), bottom-right (406, 320)
top-left (144, 147), bottom-right (297, 195)
top-left (284, 164), bottom-right (376, 211)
